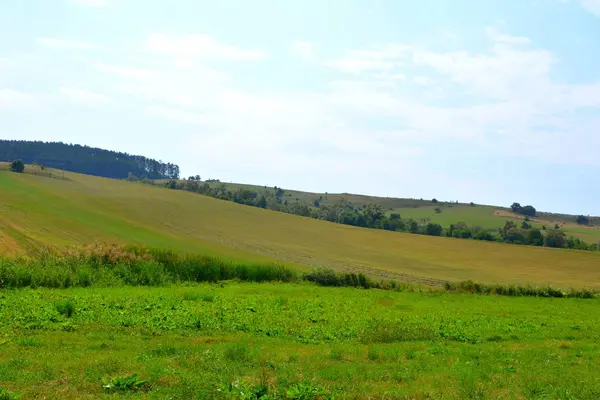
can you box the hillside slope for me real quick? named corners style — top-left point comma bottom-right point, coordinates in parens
top-left (1, 168), bottom-right (600, 288)
top-left (201, 181), bottom-right (600, 243)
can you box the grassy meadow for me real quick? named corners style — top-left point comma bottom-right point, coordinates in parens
top-left (0, 283), bottom-right (599, 399)
top-left (2, 168), bottom-right (600, 288)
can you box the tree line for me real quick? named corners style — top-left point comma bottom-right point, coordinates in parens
top-left (157, 178), bottom-right (599, 252)
top-left (0, 140), bottom-right (179, 180)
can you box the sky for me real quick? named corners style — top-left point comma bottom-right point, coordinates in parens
top-left (1, 0), bottom-right (599, 215)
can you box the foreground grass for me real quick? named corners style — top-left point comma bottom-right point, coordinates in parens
top-left (2, 171), bottom-right (600, 288)
top-left (0, 283), bottom-right (599, 399)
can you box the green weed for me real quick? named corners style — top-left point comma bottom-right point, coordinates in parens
top-left (102, 374), bottom-right (150, 393)
top-left (0, 388), bottom-right (18, 400)
top-left (54, 300), bottom-right (75, 318)
top-left (224, 343), bottom-right (251, 363)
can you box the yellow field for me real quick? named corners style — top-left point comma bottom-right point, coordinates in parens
top-left (2, 167), bottom-right (600, 288)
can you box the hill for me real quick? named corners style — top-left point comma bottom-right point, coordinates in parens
top-left (2, 165), bottom-right (600, 288)
top-left (0, 140), bottom-right (180, 180)
top-left (198, 181), bottom-right (600, 245)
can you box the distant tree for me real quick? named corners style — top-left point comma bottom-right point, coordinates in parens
top-left (389, 213), bottom-right (401, 221)
top-left (469, 202), bottom-right (476, 207)
top-left (525, 228), bottom-right (544, 246)
top-left (510, 202), bottom-right (536, 217)
top-left (521, 205), bottom-right (537, 217)
top-left (184, 179), bottom-right (200, 192)
top-left (502, 220), bottom-right (517, 234)
top-left (195, 175), bottom-right (201, 181)
top-left (576, 215), bottom-right (590, 226)
top-left (257, 195), bottom-right (267, 209)
top-left (409, 220), bottom-right (420, 234)
top-left (313, 199), bottom-right (320, 208)
top-left (362, 204), bottom-right (385, 227)
top-left (521, 220), bottom-right (532, 229)
top-left (1, 140), bottom-right (178, 179)
top-left (434, 207), bottom-right (442, 214)
top-left (432, 198), bottom-right (438, 204)
top-left (425, 223), bottom-right (443, 236)
top-left (165, 179), bottom-right (178, 189)
top-left (472, 226), bottom-right (494, 241)
top-left (448, 222), bottom-right (472, 239)
top-left (510, 203), bottom-right (522, 213)
top-left (10, 160), bottom-right (24, 173)
top-left (544, 229), bottom-right (567, 248)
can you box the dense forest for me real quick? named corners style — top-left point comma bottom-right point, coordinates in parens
top-left (160, 178), bottom-right (599, 252)
top-left (0, 140), bottom-right (179, 180)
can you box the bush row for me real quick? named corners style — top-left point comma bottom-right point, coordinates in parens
top-left (304, 268), bottom-right (597, 299)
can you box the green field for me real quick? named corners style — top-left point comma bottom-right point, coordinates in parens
top-left (1, 283), bottom-right (599, 399)
top-left (2, 168), bottom-right (600, 288)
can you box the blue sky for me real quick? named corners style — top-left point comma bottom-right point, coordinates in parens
top-left (1, 0), bottom-right (599, 214)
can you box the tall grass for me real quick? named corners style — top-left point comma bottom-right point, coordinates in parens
top-left (0, 244), bottom-right (297, 289)
top-left (0, 245), bottom-right (596, 298)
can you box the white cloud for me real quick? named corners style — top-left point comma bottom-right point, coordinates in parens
top-left (37, 37), bottom-right (100, 50)
top-left (144, 34), bottom-right (266, 61)
top-left (579, 0), bottom-right (600, 15)
top-left (70, 0), bottom-right (110, 6)
top-left (291, 41), bottom-right (315, 61)
top-left (326, 45), bottom-right (411, 73)
top-left (59, 87), bottom-right (110, 106)
top-left (485, 27), bottom-right (530, 44)
top-left (36, 27), bottom-right (600, 184)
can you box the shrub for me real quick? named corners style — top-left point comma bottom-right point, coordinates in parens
top-left (445, 280), bottom-right (596, 299)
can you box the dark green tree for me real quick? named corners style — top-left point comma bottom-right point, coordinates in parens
top-left (425, 223), bottom-right (443, 236)
top-left (521, 205), bottom-right (537, 217)
top-left (10, 159), bottom-right (25, 173)
top-left (525, 228), bottom-right (543, 246)
top-left (576, 215), bottom-right (590, 225)
top-left (389, 213), bottom-right (401, 221)
top-left (544, 230), bottom-right (567, 248)
top-left (510, 202), bottom-right (522, 213)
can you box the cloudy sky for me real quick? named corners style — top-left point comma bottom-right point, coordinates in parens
top-left (1, 0), bottom-right (599, 214)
